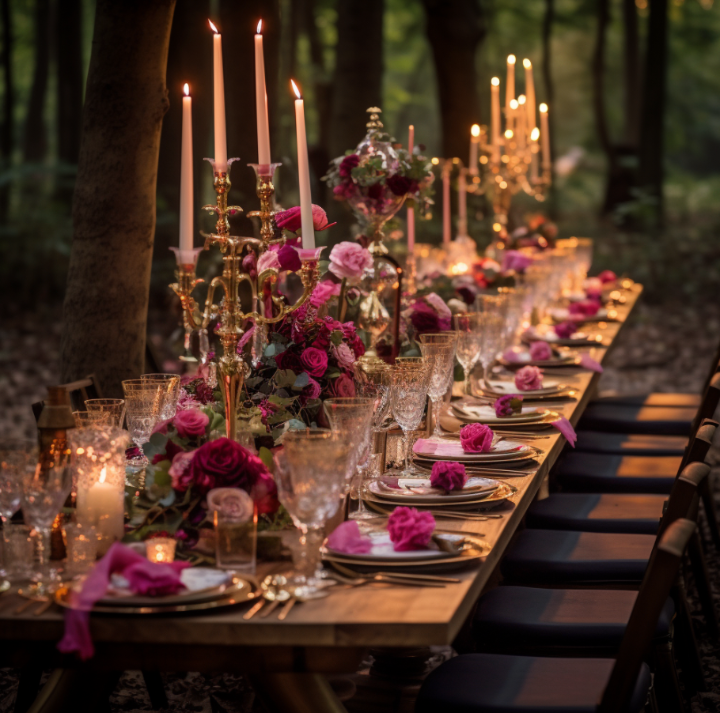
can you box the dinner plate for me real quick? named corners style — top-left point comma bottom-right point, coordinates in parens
top-left (522, 327), bottom-right (605, 348)
top-left (548, 307), bottom-right (609, 322)
top-left (367, 482), bottom-right (518, 510)
top-left (483, 379), bottom-right (565, 397)
top-left (413, 437), bottom-right (533, 462)
top-left (323, 531), bottom-right (456, 562)
top-left (369, 476), bottom-right (500, 504)
top-left (451, 404), bottom-right (547, 425)
top-left (499, 348), bottom-right (578, 368)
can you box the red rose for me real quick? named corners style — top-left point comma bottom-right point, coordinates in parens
top-left (326, 373), bottom-right (356, 398)
top-left (339, 153), bottom-right (360, 178)
top-left (459, 423), bottom-right (494, 453)
top-left (410, 301), bottom-right (443, 335)
top-left (386, 174), bottom-right (418, 196)
top-left (277, 243), bottom-right (301, 272)
top-left (275, 349), bottom-right (303, 373)
top-left (172, 408), bottom-right (210, 439)
top-left (300, 347), bottom-right (328, 377)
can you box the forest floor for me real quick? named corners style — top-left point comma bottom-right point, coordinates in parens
top-left (1, 300), bottom-right (720, 712)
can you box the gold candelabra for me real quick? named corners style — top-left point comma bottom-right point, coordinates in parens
top-left (170, 161), bottom-right (322, 440)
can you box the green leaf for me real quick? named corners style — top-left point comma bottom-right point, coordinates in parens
top-left (258, 446), bottom-right (274, 471)
top-left (154, 470), bottom-right (172, 488)
top-left (330, 330), bottom-right (343, 346)
top-left (288, 419), bottom-right (307, 430)
top-left (274, 369), bottom-right (296, 388)
top-left (292, 372), bottom-right (310, 390)
top-left (325, 368), bottom-right (341, 379)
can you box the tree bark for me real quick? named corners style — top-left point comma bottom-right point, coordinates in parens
top-left (421, 0), bottom-right (484, 160)
top-left (541, 0), bottom-right (556, 217)
top-left (0, 0), bottom-right (13, 221)
top-left (592, 0), bottom-right (614, 174)
top-left (622, 0), bottom-right (641, 147)
top-left (61, 0), bottom-right (176, 396)
top-left (56, 0), bottom-right (84, 165)
top-left (638, 0), bottom-right (668, 224)
top-left (23, 0), bottom-right (51, 163)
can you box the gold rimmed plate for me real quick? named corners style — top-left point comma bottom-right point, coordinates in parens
top-left (366, 481), bottom-right (518, 510)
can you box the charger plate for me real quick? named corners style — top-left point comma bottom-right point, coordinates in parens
top-left (369, 476), bottom-right (500, 505)
top-left (366, 481), bottom-right (518, 510)
top-left (482, 379), bottom-right (566, 397)
top-left (413, 438), bottom-right (534, 463)
top-left (449, 405), bottom-right (562, 429)
top-left (451, 404), bottom-right (548, 425)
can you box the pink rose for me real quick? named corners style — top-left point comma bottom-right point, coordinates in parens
top-left (459, 423), bottom-right (495, 453)
top-left (598, 270), bottom-right (616, 284)
top-left (152, 418), bottom-right (172, 435)
top-left (332, 342), bottom-right (356, 371)
top-left (278, 243), bottom-right (302, 272)
top-left (387, 506), bottom-right (436, 551)
top-left (515, 365), bottom-right (544, 391)
top-left (327, 520), bottom-right (372, 554)
top-left (410, 300), bottom-right (451, 334)
top-left (339, 153), bottom-right (360, 178)
top-left (300, 347), bottom-right (328, 377)
top-left (172, 409), bottom-right (210, 439)
top-left (303, 376), bottom-right (322, 401)
top-left (206, 487), bottom-right (254, 522)
top-left (424, 292), bottom-right (452, 321)
top-left (501, 250), bottom-right (533, 274)
top-left (310, 280), bottom-right (341, 308)
top-left (275, 205), bottom-right (336, 234)
top-left (494, 394), bottom-right (523, 418)
top-left (328, 241), bottom-right (374, 282)
top-left (168, 450), bottom-right (196, 490)
top-left (569, 300), bottom-right (600, 317)
top-left (430, 461), bottom-right (468, 492)
top-left (250, 470), bottom-right (280, 515)
top-left (327, 373), bottom-right (356, 398)
top-left (257, 250), bottom-right (281, 274)
top-left (242, 252), bottom-right (257, 278)
top-left (554, 321), bottom-right (577, 339)
top-left (529, 341), bottom-right (553, 361)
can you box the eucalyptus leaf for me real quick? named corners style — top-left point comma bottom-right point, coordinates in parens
top-left (292, 372), bottom-right (310, 390)
top-left (274, 369), bottom-right (296, 388)
top-left (258, 446), bottom-right (274, 471)
top-left (288, 419), bottom-right (307, 430)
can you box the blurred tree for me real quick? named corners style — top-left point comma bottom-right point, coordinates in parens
top-left (542, 0), bottom-right (556, 216)
top-left (421, 0), bottom-right (484, 160)
top-left (61, 0), bottom-right (176, 396)
top-left (622, 0), bottom-right (640, 148)
top-left (0, 0), bottom-right (13, 221)
top-left (23, 0), bottom-right (51, 163)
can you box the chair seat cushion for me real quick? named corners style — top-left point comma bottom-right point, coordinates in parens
top-left (592, 392), bottom-right (701, 409)
top-left (500, 529), bottom-right (655, 584)
top-left (416, 653), bottom-right (651, 713)
top-left (575, 431), bottom-right (688, 456)
top-left (472, 586), bottom-right (674, 651)
top-left (554, 453), bottom-right (681, 494)
top-left (527, 493), bottom-right (666, 533)
top-left (578, 404), bottom-right (696, 436)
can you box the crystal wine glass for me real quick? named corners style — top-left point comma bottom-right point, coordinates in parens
top-left (72, 410), bottom-right (110, 428)
top-left (122, 380), bottom-right (165, 468)
top-left (85, 398), bottom-right (126, 428)
top-left (389, 361), bottom-right (431, 477)
top-left (0, 440), bottom-right (35, 580)
top-left (453, 312), bottom-right (483, 396)
top-left (419, 340), bottom-right (456, 438)
top-left (141, 374), bottom-right (181, 420)
top-left (324, 397), bottom-right (375, 521)
top-left (477, 312), bottom-right (505, 389)
top-left (274, 430), bottom-right (351, 596)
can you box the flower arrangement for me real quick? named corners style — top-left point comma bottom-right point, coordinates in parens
top-left (508, 214), bottom-right (558, 250)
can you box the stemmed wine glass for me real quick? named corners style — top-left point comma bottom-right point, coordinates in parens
top-left (324, 398), bottom-right (375, 521)
top-left (389, 360), bottom-right (431, 476)
top-left (0, 440), bottom-right (35, 581)
top-left (274, 430), bottom-right (351, 597)
top-left (453, 313), bottom-right (483, 396)
top-left (477, 312), bottom-right (505, 389)
top-left (419, 336), bottom-right (456, 437)
top-left (141, 374), bottom-right (181, 421)
top-left (85, 398), bottom-right (126, 428)
top-left (122, 380), bottom-right (165, 468)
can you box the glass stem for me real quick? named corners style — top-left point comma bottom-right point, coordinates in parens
top-left (402, 429), bottom-right (411, 473)
top-left (355, 465), bottom-right (369, 515)
top-left (432, 397), bottom-right (443, 437)
top-left (297, 528), bottom-right (324, 581)
top-left (36, 527), bottom-right (51, 579)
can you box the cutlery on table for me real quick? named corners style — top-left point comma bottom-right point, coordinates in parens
top-left (330, 561), bottom-right (460, 584)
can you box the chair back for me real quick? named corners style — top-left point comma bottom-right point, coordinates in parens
top-left (689, 372), bottom-right (720, 438)
top-left (599, 518), bottom-right (696, 712)
top-left (700, 338), bottom-right (720, 396)
top-left (680, 418), bottom-right (718, 471)
top-left (659, 461), bottom-right (710, 534)
top-left (31, 375), bottom-right (103, 422)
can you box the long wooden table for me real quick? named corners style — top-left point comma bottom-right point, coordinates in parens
top-left (0, 285), bottom-right (644, 713)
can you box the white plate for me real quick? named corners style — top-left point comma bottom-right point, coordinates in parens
top-left (323, 531), bottom-right (453, 561)
top-left (369, 476), bottom-right (500, 504)
top-left (453, 404), bottom-right (547, 425)
top-left (500, 349), bottom-right (577, 368)
top-left (413, 437), bottom-right (533, 462)
top-left (484, 379), bottom-right (564, 397)
top-left (548, 307), bottom-right (608, 322)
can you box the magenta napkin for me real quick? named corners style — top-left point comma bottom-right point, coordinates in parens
top-left (57, 542), bottom-right (190, 660)
top-left (551, 416), bottom-right (577, 447)
top-left (579, 353), bottom-right (603, 373)
top-left (502, 348), bottom-right (524, 363)
top-left (326, 521), bottom-right (372, 555)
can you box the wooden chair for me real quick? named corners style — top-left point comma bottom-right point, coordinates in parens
top-left (31, 375), bottom-right (102, 422)
top-left (417, 518), bottom-right (697, 713)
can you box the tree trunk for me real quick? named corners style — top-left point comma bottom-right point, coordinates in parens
top-left (638, 0), bottom-right (668, 224)
top-left (541, 0), bottom-right (556, 217)
top-left (61, 0), bottom-right (176, 396)
top-left (421, 0), bottom-right (484, 160)
top-left (622, 0), bottom-right (641, 147)
top-left (23, 0), bottom-right (51, 163)
top-left (0, 0), bottom-right (13, 221)
top-left (220, 0), bottom-right (281, 238)
top-left (56, 0), bottom-right (84, 165)
top-left (592, 0), bottom-right (614, 176)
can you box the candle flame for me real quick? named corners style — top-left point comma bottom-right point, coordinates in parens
top-left (539, 103), bottom-right (548, 113)
top-left (99, 466), bottom-right (107, 484)
top-left (471, 124), bottom-right (480, 137)
top-left (208, 19), bottom-right (219, 33)
top-left (510, 99), bottom-right (518, 110)
top-left (290, 79), bottom-right (302, 99)
top-left (505, 129), bottom-right (514, 139)
top-left (523, 58), bottom-right (532, 69)
top-left (183, 83), bottom-right (189, 96)
top-left (518, 94), bottom-right (526, 105)
top-left (491, 77), bottom-right (500, 86)
top-left (431, 157), bottom-right (440, 165)
top-left (531, 127), bottom-right (540, 141)
top-left (257, 19), bottom-right (262, 34)
top-left (507, 54), bottom-right (516, 65)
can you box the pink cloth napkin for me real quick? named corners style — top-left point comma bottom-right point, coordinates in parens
top-left (414, 439), bottom-right (466, 458)
top-left (551, 416), bottom-right (577, 448)
top-left (502, 348), bottom-right (525, 363)
top-left (57, 542), bottom-right (190, 660)
top-left (579, 353), bottom-right (603, 373)
top-left (326, 521), bottom-right (372, 555)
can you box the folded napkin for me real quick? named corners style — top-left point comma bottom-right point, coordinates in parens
top-left (551, 416), bottom-right (577, 448)
top-left (502, 347), bottom-right (525, 363)
top-left (57, 541), bottom-right (190, 660)
top-left (579, 353), bottom-right (603, 373)
top-left (326, 521), bottom-right (372, 555)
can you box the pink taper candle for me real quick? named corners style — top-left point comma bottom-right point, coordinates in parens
top-left (291, 80), bottom-right (314, 249)
top-left (406, 125), bottom-right (415, 252)
top-left (442, 162), bottom-right (451, 245)
top-left (209, 20), bottom-right (227, 173)
top-left (254, 20), bottom-right (271, 166)
top-left (491, 77), bottom-right (501, 164)
top-left (180, 84), bottom-right (193, 252)
top-left (539, 103), bottom-right (551, 171)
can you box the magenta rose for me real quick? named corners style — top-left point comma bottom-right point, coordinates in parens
top-left (274, 349), bottom-right (303, 373)
top-left (333, 182), bottom-right (356, 199)
top-left (300, 347), bottom-right (328, 377)
top-left (257, 250), bottom-right (281, 274)
top-left (501, 250), bottom-right (533, 274)
top-left (410, 301), bottom-right (446, 335)
top-left (168, 450), bottom-right (196, 491)
top-left (250, 469), bottom-right (280, 515)
top-left (387, 506), bottom-right (436, 551)
top-left (569, 300), bottom-right (600, 318)
top-left (459, 423), bottom-right (495, 453)
top-left (494, 394), bottom-right (523, 418)
top-left (172, 408), bottom-right (210, 439)
top-left (515, 365), bottom-right (544, 391)
top-left (529, 341), bottom-right (553, 361)
top-left (339, 153), bottom-right (360, 178)
top-left (275, 205), bottom-right (336, 234)
top-left (554, 321), bottom-right (577, 339)
top-left (303, 376), bottom-right (322, 401)
top-left (598, 269), bottom-right (616, 284)
top-left (310, 280), bottom-right (341, 308)
top-left (328, 242), bottom-right (374, 282)
top-left (242, 252), bottom-right (257, 278)
top-left (386, 173), bottom-right (419, 196)
top-left (430, 461), bottom-right (468, 492)
top-left (327, 373), bottom-right (356, 398)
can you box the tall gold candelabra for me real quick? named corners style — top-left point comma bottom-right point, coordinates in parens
top-left (170, 161), bottom-right (322, 440)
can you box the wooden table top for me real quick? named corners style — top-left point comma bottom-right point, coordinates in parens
top-left (0, 285), bottom-right (644, 654)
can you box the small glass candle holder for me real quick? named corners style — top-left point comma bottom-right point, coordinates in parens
top-left (145, 537), bottom-right (177, 564)
top-left (214, 511), bottom-right (257, 574)
top-left (63, 522), bottom-right (98, 577)
top-left (84, 399), bottom-right (126, 428)
top-left (4, 524), bottom-right (34, 582)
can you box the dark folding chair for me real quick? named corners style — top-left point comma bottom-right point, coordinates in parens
top-left (417, 519), bottom-right (697, 713)
top-left (31, 375), bottom-right (102, 422)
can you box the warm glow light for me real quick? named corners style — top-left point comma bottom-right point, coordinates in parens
top-left (290, 79), bottom-right (302, 99)
top-left (539, 103), bottom-right (548, 113)
top-left (499, 181), bottom-right (508, 189)
top-left (183, 83), bottom-right (189, 96)
top-left (431, 157), bottom-right (440, 165)
top-left (518, 94), bottom-right (526, 105)
top-left (491, 77), bottom-right (500, 87)
top-left (523, 58), bottom-right (532, 69)
top-left (493, 222), bottom-right (502, 232)
top-left (507, 54), bottom-right (516, 65)
top-left (530, 127), bottom-right (540, 141)
top-left (510, 99), bottom-right (518, 110)
top-left (208, 19), bottom-right (219, 33)
top-left (504, 129), bottom-right (514, 139)
top-left (449, 261), bottom-right (469, 276)
top-left (99, 466), bottom-right (107, 484)
top-left (452, 157), bottom-right (460, 164)
top-left (480, 155), bottom-right (488, 164)
top-left (471, 124), bottom-right (480, 138)
top-left (257, 19), bottom-right (262, 34)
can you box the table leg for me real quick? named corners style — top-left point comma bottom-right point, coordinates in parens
top-left (249, 672), bottom-right (347, 713)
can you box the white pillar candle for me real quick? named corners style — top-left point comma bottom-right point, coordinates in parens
top-left (254, 21), bottom-right (271, 166)
top-left (209, 21), bottom-right (227, 173)
top-left (442, 162), bottom-right (451, 245)
top-left (77, 467), bottom-right (124, 554)
top-left (469, 124), bottom-right (480, 176)
top-left (458, 168), bottom-right (467, 237)
top-left (291, 80), bottom-right (315, 249)
top-left (539, 103), bottom-right (551, 171)
top-left (530, 126), bottom-right (540, 181)
top-left (517, 95), bottom-right (527, 150)
top-left (491, 78), bottom-right (501, 164)
top-left (506, 55), bottom-right (516, 119)
top-left (179, 84), bottom-right (193, 252)
top-left (407, 125), bottom-right (415, 252)
top-left (523, 59), bottom-right (536, 137)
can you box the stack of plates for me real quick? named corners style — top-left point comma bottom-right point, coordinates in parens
top-left (413, 436), bottom-right (536, 466)
top-left (481, 378), bottom-right (570, 400)
top-left (499, 347), bottom-right (579, 369)
top-left (54, 567), bottom-right (257, 615)
top-left (451, 403), bottom-right (556, 428)
top-left (522, 326), bottom-right (605, 348)
top-left (547, 306), bottom-right (610, 323)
